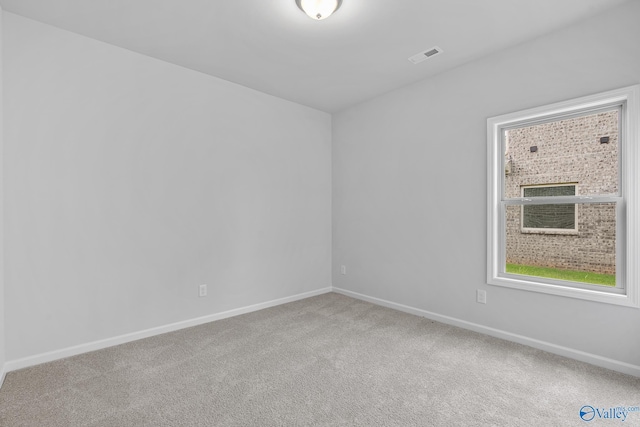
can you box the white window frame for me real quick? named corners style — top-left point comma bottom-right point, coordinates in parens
top-left (487, 85), bottom-right (639, 308)
top-left (520, 183), bottom-right (579, 234)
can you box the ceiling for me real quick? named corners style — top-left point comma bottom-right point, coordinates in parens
top-left (0, 0), bottom-right (631, 112)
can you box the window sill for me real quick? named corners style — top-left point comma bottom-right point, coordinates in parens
top-left (489, 275), bottom-right (638, 308)
top-left (520, 228), bottom-right (578, 236)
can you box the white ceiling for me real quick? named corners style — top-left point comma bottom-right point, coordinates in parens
top-left (0, 0), bottom-right (631, 112)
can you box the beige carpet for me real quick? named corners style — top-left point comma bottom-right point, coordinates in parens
top-left (1, 292), bottom-right (639, 426)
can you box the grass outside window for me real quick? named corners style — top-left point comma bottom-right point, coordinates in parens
top-left (506, 264), bottom-right (615, 287)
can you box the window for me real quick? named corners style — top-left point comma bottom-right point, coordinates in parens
top-left (487, 85), bottom-right (639, 307)
top-left (521, 184), bottom-right (577, 233)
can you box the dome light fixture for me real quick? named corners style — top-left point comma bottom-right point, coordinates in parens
top-left (295, 0), bottom-right (343, 20)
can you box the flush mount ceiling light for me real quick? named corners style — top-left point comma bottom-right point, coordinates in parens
top-left (295, 0), bottom-right (343, 20)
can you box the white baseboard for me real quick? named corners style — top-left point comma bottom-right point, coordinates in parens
top-left (332, 287), bottom-right (640, 378)
top-left (4, 287), bottom-right (332, 373)
top-left (5, 286), bottom-right (638, 379)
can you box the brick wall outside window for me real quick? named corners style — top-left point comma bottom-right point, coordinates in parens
top-left (504, 110), bottom-right (618, 274)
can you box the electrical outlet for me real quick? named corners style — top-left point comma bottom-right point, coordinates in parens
top-left (199, 284), bottom-right (207, 297)
top-left (340, 265), bottom-right (347, 275)
top-left (477, 289), bottom-right (487, 304)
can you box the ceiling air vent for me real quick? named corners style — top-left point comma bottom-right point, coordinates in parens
top-left (408, 46), bottom-right (443, 64)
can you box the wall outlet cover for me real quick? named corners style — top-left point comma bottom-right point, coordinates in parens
top-left (477, 289), bottom-right (487, 304)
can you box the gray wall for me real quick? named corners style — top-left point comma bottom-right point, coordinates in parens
top-left (332, 0), bottom-right (640, 366)
top-left (3, 1), bottom-right (640, 373)
top-left (3, 13), bottom-right (332, 361)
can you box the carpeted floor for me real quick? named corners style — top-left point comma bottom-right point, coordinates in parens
top-left (1, 292), bottom-right (639, 426)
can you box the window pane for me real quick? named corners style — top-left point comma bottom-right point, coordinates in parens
top-left (504, 109), bottom-right (619, 199)
top-left (523, 185), bottom-right (575, 197)
top-left (521, 186), bottom-right (576, 230)
top-left (505, 202), bottom-right (616, 287)
top-left (523, 204), bottom-right (575, 229)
